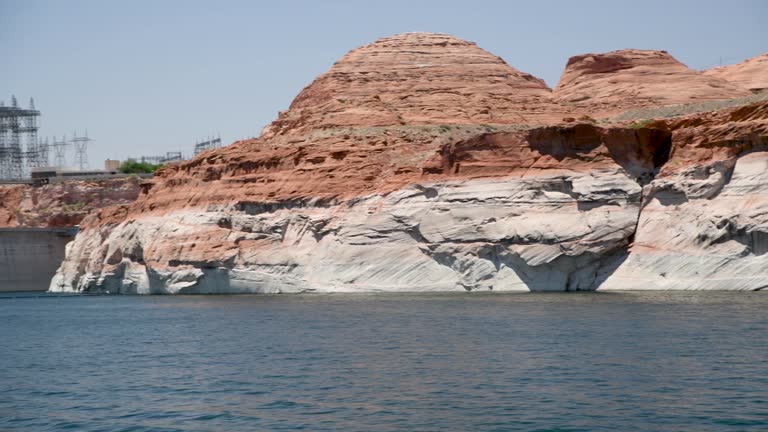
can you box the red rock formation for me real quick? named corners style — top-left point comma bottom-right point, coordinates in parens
top-left (128, 125), bottom-right (506, 219)
top-left (49, 32), bottom-right (768, 293)
top-left (423, 124), bottom-right (670, 181)
top-left (98, 33), bottom-right (577, 224)
top-left (61, 122), bottom-right (666, 293)
top-left (21, 38), bottom-right (766, 235)
top-left (82, 39), bottom-right (761, 229)
top-left (112, 121), bottom-right (674, 230)
top-left (554, 49), bottom-right (751, 117)
top-left (0, 185), bottom-right (25, 227)
top-left (0, 178), bottom-right (141, 228)
top-left (647, 101), bottom-right (768, 175)
top-left (599, 101), bottom-right (768, 291)
top-left (703, 53), bottom-right (768, 94)
top-left (265, 32), bottom-right (570, 137)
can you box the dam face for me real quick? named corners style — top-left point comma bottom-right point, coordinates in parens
top-left (0, 228), bottom-right (76, 292)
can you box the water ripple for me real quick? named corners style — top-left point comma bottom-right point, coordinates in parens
top-left (1, 291), bottom-right (767, 431)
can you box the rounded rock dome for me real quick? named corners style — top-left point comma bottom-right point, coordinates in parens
top-left (267, 32), bottom-right (567, 136)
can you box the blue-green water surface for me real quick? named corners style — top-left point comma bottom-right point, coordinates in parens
top-left (1, 291), bottom-right (767, 431)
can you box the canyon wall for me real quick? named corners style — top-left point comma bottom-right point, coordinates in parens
top-left (0, 178), bottom-right (141, 228)
top-left (50, 125), bottom-right (673, 293)
top-left (601, 103), bottom-right (768, 290)
top-left (48, 33), bottom-right (768, 293)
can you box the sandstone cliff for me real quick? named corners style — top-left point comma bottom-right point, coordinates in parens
top-left (703, 53), bottom-right (768, 94)
top-left (554, 49), bottom-right (751, 117)
top-left (266, 32), bottom-right (569, 136)
top-left (49, 33), bottom-right (768, 293)
top-left (601, 102), bottom-right (768, 290)
top-left (0, 179), bottom-right (141, 228)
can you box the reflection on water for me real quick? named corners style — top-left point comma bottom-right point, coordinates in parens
top-left (1, 291), bottom-right (767, 431)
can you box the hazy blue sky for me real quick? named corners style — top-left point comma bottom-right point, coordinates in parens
top-left (2, 0), bottom-right (766, 167)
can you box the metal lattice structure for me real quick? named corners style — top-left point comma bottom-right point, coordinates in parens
top-left (131, 151), bottom-right (186, 165)
top-left (52, 135), bottom-right (68, 167)
top-left (26, 136), bottom-right (50, 170)
top-left (194, 135), bottom-right (222, 155)
top-left (70, 131), bottom-right (92, 171)
top-left (162, 151), bottom-right (183, 163)
top-left (0, 96), bottom-right (41, 180)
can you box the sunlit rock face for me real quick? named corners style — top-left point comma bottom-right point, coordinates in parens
top-left (266, 32), bottom-right (570, 136)
top-left (0, 179), bottom-right (141, 228)
top-left (50, 124), bottom-right (671, 293)
top-left (51, 173), bottom-right (640, 294)
top-left (49, 32), bottom-right (768, 293)
top-left (600, 103), bottom-right (768, 290)
top-left (554, 49), bottom-right (751, 117)
top-left (703, 52), bottom-right (768, 94)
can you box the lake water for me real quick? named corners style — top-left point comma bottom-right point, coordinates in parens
top-left (1, 291), bottom-right (767, 431)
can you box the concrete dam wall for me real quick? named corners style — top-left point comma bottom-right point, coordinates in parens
top-left (0, 228), bottom-right (76, 292)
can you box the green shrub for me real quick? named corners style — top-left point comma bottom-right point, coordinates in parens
top-left (119, 159), bottom-right (163, 174)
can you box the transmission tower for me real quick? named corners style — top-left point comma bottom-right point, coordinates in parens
top-left (53, 135), bottom-right (68, 167)
top-left (0, 95), bottom-right (39, 179)
top-left (70, 130), bottom-right (92, 171)
top-left (27, 136), bottom-right (50, 169)
top-left (40, 136), bottom-right (50, 167)
top-left (25, 98), bottom-right (41, 172)
top-left (194, 133), bottom-right (222, 155)
top-left (9, 96), bottom-right (22, 179)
